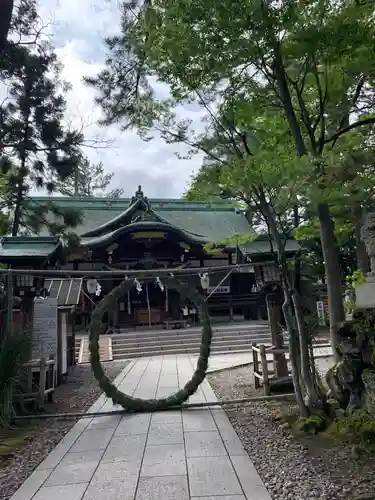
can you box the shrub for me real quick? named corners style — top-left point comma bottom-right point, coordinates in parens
top-left (0, 329), bottom-right (33, 428)
top-left (327, 409), bottom-right (375, 449)
top-left (295, 414), bottom-right (326, 434)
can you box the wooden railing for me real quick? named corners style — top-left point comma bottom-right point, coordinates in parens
top-left (252, 343), bottom-right (291, 396)
top-left (13, 358), bottom-right (56, 410)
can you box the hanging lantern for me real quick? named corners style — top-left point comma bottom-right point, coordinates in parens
top-left (199, 273), bottom-right (210, 290)
top-left (87, 279), bottom-right (98, 294)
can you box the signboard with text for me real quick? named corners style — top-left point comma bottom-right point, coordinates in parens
top-left (33, 297), bottom-right (58, 360)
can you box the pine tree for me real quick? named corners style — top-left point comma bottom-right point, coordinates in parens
top-left (0, 0), bottom-right (14, 57)
top-left (0, 42), bottom-right (83, 235)
top-left (57, 158), bottom-right (124, 198)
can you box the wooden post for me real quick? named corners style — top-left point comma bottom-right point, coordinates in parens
top-left (259, 344), bottom-right (270, 396)
top-left (38, 359), bottom-right (47, 408)
top-left (7, 269), bottom-right (13, 336)
top-left (266, 295), bottom-right (288, 378)
top-left (252, 344), bottom-right (260, 389)
top-left (146, 283), bottom-right (151, 328)
top-left (229, 301), bottom-right (234, 321)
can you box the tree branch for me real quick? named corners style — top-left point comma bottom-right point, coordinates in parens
top-left (325, 117), bottom-right (375, 144)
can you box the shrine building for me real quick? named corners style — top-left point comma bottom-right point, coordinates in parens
top-left (0, 186), bottom-right (299, 330)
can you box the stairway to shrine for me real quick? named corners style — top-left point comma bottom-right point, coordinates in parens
top-left (75, 322), bottom-right (272, 362)
top-left (78, 336), bottom-right (113, 364)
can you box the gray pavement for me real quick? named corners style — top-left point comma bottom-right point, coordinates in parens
top-left (11, 356), bottom-right (272, 500)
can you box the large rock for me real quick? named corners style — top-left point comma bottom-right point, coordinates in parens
top-left (325, 319), bottom-right (374, 413)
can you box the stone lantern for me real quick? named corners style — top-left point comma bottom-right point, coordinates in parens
top-left (356, 213), bottom-right (375, 308)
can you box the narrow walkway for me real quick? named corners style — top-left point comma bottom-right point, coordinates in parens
top-left (11, 356), bottom-right (272, 500)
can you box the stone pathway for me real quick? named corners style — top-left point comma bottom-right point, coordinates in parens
top-left (11, 355), bottom-right (272, 500)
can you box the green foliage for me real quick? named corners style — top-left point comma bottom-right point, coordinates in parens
top-left (0, 2), bottom-right (87, 236)
top-left (0, 328), bottom-right (33, 428)
top-left (21, 199), bottom-right (83, 236)
top-left (87, 0), bottom-right (375, 265)
top-left (295, 414), bottom-right (326, 434)
top-left (87, 0), bottom-right (375, 415)
top-left (203, 233), bottom-right (257, 255)
top-left (346, 270), bottom-right (368, 288)
top-left (344, 300), bottom-right (356, 314)
top-left (327, 410), bottom-right (375, 449)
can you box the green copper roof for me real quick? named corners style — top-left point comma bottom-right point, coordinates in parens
top-left (0, 236), bottom-right (63, 261)
top-left (240, 239), bottom-right (300, 255)
top-left (82, 220), bottom-right (208, 248)
top-left (24, 187), bottom-right (299, 256)
top-left (29, 189), bottom-right (255, 244)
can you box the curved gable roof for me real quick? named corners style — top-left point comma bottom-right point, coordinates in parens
top-left (30, 187), bottom-right (254, 245)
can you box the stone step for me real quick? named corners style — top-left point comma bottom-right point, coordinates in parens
top-left (112, 336), bottom-right (268, 352)
top-left (111, 330), bottom-right (269, 342)
top-left (111, 344), bottom-right (255, 360)
top-left (111, 332), bottom-right (270, 349)
top-left (78, 337), bottom-right (113, 364)
top-left (111, 338), bottom-right (260, 355)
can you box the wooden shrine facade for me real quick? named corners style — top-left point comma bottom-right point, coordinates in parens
top-left (0, 186), bottom-right (300, 329)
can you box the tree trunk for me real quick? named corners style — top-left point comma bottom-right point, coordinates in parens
top-left (258, 195), bottom-right (310, 414)
top-left (0, 0), bottom-right (14, 56)
top-left (281, 282), bottom-right (309, 416)
top-left (267, 16), bottom-right (344, 365)
top-left (266, 295), bottom-right (288, 377)
top-left (74, 166), bottom-right (79, 196)
top-left (318, 203), bottom-right (344, 360)
top-left (354, 204), bottom-right (369, 273)
top-left (291, 291), bottom-right (318, 405)
top-left (12, 188), bottom-right (23, 236)
top-left (12, 90), bottom-right (31, 236)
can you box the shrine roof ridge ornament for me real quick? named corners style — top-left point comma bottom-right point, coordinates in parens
top-left (129, 185), bottom-right (149, 206)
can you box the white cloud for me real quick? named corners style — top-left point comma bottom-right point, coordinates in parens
top-left (36, 0), bottom-right (205, 198)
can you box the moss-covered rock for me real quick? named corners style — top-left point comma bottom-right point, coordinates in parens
top-left (325, 317), bottom-right (375, 414)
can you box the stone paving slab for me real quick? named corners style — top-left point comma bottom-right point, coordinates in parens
top-left (10, 355), bottom-right (272, 500)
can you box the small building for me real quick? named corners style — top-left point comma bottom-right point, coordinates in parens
top-left (1, 186), bottom-right (299, 330)
top-left (0, 237), bottom-right (81, 380)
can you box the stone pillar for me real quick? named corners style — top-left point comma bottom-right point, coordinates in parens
top-left (356, 213), bottom-right (375, 309)
top-left (362, 212), bottom-right (375, 278)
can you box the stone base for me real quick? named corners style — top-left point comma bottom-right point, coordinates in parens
top-left (356, 279), bottom-right (375, 309)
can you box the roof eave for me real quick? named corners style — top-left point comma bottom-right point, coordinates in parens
top-left (82, 221), bottom-right (208, 249)
top-left (80, 195), bottom-right (171, 239)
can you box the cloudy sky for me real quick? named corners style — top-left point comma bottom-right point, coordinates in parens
top-left (37, 0), bottom-right (204, 199)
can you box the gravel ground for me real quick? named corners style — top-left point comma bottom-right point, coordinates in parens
top-left (208, 364), bottom-right (375, 500)
top-left (0, 360), bottom-right (130, 500)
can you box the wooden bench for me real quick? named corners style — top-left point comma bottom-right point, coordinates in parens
top-left (163, 319), bottom-right (189, 329)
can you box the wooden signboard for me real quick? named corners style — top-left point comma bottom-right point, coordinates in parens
top-left (33, 297), bottom-right (58, 361)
